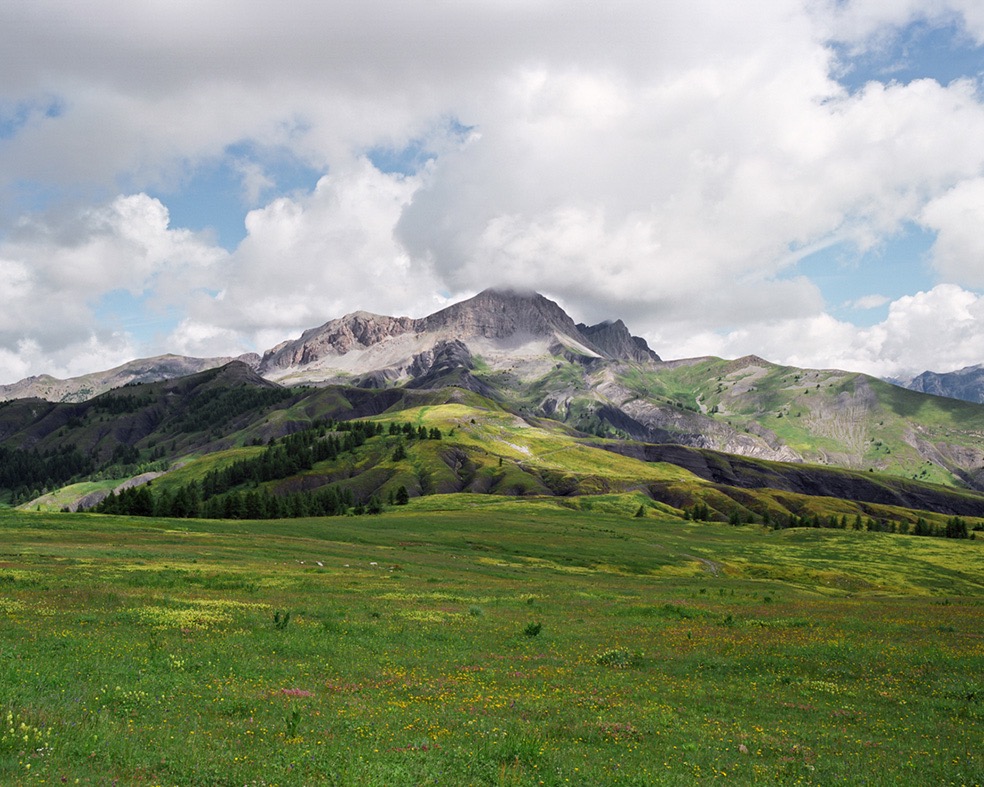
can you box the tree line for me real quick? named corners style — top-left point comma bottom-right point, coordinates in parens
top-left (92, 418), bottom-right (439, 520)
top-left (683, 502), bottom-right (976, 540)
top-left (0, 444), bottom-right (95, 504)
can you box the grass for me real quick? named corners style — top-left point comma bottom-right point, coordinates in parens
top-left (22, 480), bottom-right (120, 512)
top-left (613, 358), bottom-right (984, 486)
top-left (0, 500), bottom-right (981, 785)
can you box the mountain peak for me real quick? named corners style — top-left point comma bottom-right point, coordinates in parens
top-left (577, 319), bottom-right (661, 364)
top-left (423, 289), bottom-right (586, 342)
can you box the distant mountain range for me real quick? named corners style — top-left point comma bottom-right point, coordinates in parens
top-left (1, 288), bottom-right (983, 505)
top-left (0, 353), bottom-right (260, 403)
top-left (896, 364), bottom-right (984, 405)
top-left (3, 287), bottom-right (979, 405)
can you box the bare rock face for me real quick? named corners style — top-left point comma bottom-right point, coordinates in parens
top-left (577, 320), bottom-right (661, 364)
top-left (904, 364), bottom-right (984, 404)
top-left (257, 288), bottom-right (658, 382)
top-left (261, 312), bottom-right (416, 372)
top-left (2, 288), bottom-right (663, 401)
top-left (422, 288), bottom-right (594, 344)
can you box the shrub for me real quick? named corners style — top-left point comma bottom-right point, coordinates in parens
top-left (595, 648), bottom-right (641, 668)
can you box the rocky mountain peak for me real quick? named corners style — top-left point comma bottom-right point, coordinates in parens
top-left (3, 289), bottom-right (664, 400)
top-left (576, 320), bottom-right (661, 364)
top-left (421, 288), bottom-right (589, 344)
top-left (260, 311), bottom-right (417, 371)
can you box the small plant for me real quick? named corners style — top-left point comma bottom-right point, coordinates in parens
top-left (523, 621), bottom-right (542, 637)
top-left (285, 707), bottom-right (301, 738)
top-left (595, 648), bottom-right (641, 668)
top-left (468, 605), bottom-right (483, 617)
top-left (273, 610), bottom-right (291, 630)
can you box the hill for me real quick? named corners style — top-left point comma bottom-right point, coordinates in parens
top-left (2, 369), bottom-right (981, 539)
top-left (0, 352), bottom-right (260, 403)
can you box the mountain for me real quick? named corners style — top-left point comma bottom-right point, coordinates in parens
top-left (6, 371), bottom-right (982, 529)
top-left (901, 364), bottom-right (984, 404)
top-left (0, 353), bottom-right (261, 404)
top-left (1, 288), bottom-right (983, 502)
top-left (577, 320), bottom-right (661, 364)
top-left (0, 361), bottom-right (286, 462)
top-left (258, 288), bottom-right (660, 386)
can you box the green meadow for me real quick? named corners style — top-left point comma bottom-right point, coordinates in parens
top-left (1, 500), bottom-right (982, 785)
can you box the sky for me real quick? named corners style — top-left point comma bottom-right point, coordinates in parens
top-left (2, 0), bottom-right (984, 385)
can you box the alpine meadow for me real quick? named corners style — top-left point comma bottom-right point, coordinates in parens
top-left (0, 290), bottom-right (982, 785)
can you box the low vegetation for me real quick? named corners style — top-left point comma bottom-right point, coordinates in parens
top-left (0, 501), bottom-right (980, 784)
top-left (1, 363), bottom-right (983, 783)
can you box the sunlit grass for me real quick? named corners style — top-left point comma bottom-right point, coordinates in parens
top-left (0, 504), bottom-right (980, 785)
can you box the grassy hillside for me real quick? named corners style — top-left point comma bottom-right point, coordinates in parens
top-left (15, 398), bottom-right (984, 540)
top-left (605, 357), bottom-right (984, 487)
top-left (434, 352), bottom-right (984, 491)
top-left (2, 362), bottom-right (984, 533)
top-left (0, 503), bottom-right (980, 784)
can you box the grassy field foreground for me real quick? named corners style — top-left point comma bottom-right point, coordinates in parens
top-left (0, 499), bottom-right (981, 785)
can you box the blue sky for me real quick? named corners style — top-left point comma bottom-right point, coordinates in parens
top-left (1, 1), bottom-right (984, 383)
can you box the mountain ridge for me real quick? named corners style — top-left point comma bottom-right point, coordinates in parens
top-left (1, 289), bottom-right (983, 496)
top-left (900, 363), bottom-right (984, 404)
top-left (0, 353), bottom-right (261, 404)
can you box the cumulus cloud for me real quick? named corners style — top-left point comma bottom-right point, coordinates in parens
top-left (1, 1), bottom-right (984, 381)
top-left (920, 178), bottom-right (984, 288)
top-left (179, 159), bottom-right (445, 351)
top-left (705, 285), bottom-right (984, 377)
top-left (0, 194), bottom-right (224, 380)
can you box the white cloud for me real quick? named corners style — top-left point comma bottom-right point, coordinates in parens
top-left (702, 284), bottom-right (984, 377)
top-left (847, 294), bottom-right (891, 309)
top-left (175, 159), bottom-right (446, 355)
top-left (821, 0), bottom-right (984, 46)
top-left (234, 160), bottom-right (276, 206)
top-left (920, 178), bottom-right (984, 289)
top-left (1, 1), bottom-right (984, 381)
top-left (0, 194), bottom-right (224, 377)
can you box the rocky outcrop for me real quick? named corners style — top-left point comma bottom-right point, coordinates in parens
top-left (577, 320), bottom-right (661, 363)
top-left (422, 289), bottom-right (597, 348)
top-left (261, 312), bottom-right (416, 372)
